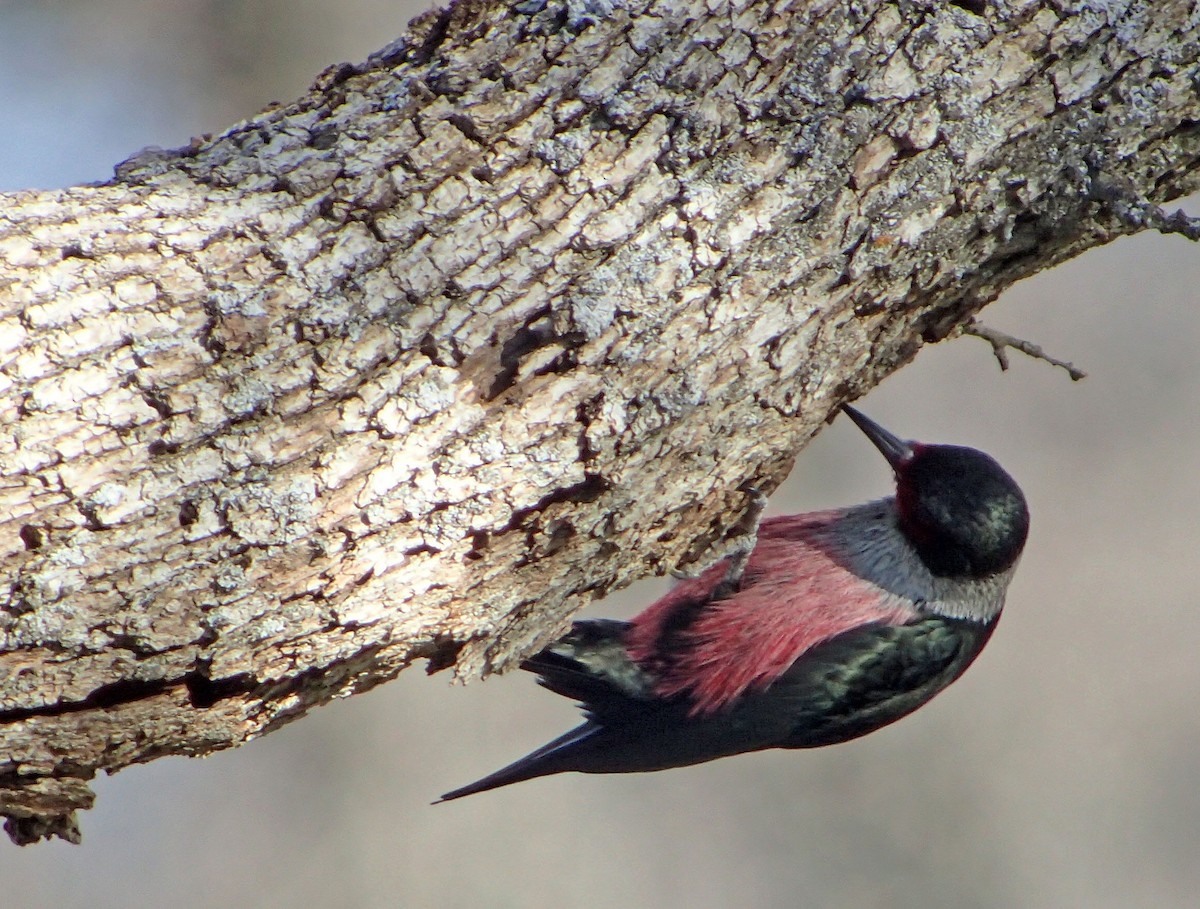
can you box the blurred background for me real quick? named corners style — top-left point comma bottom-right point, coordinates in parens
top-left (3, 2), bottom-right (1199, 906)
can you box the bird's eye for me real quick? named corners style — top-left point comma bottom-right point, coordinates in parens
top-left (897, 446), bottom-right (1028, 578)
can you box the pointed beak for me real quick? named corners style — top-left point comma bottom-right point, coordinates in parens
top-left (840, 404), bottom-right (915, 469)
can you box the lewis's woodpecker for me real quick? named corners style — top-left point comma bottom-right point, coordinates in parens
top-left (439, 405), bottom-right (1029, 801)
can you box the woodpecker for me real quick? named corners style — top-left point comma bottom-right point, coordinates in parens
top-left (439, 405), bottom-right (1029, 802)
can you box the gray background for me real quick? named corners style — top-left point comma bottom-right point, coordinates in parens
top-left (3, 3), bottom-right (1199, 906)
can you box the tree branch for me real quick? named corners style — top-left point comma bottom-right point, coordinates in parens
top-left (2, 0), bottom-right (1199, 843)
top-left (962, 320), bottom-right (1087, 381)
top-left (1091, 172), bottom-right (1200, 240)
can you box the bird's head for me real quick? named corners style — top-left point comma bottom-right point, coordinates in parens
top-left (841, 405), bottom-right (1030, 579)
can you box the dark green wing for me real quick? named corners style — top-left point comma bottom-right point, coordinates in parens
top-left (769, 615), bottom-right (996, 749)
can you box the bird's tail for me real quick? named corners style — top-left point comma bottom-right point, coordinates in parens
top-left (437, 620), bottom-right (653, 802)
top-left (435, 722), bottom-right (601, 803)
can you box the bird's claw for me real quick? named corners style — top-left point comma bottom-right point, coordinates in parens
top-left (736, 481), bottom-right (769, 514)
top-left (711, 482), bottom-right (768, 599)
top-left (670, 484), bottom-right (768, 593)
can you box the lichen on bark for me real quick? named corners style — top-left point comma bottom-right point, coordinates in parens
top-left (1, 0), bottom-right (1199, 843)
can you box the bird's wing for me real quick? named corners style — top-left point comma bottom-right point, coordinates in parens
top-left (626, 514), bottom-right (921, 715)
top-left (520, 619), bottom-right (656, 718)
top-left (765, 616), bottom-right (995, 748)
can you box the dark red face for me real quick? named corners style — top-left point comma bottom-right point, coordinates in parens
top-left (894, 443), bottom-right (1030, 579)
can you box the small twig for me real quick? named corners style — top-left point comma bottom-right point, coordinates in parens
top-left (1112, 197), bottom-right (1200, 240)
top-left (962, 320), bottom-right (1087, 381)
top-left (1091, 175), bottom-right (1200, 241)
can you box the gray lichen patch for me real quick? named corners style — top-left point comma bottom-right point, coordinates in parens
top-left (1, 0), bottom-right (1199, 842)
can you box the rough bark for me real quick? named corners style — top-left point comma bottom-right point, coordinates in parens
top-left (0, 0), bottom-right (1197, 844)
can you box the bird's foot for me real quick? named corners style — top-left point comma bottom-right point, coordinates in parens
top-left (709, 483), bottom-right (767, 600)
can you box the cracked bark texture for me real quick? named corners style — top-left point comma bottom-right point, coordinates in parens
top-left (1, 0), bottom-right (1198, 844)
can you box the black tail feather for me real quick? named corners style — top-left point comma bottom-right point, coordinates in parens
top-left (438, 620), bottom-right (654, 802)
top-left (435, 723), bottom-right (600, 803)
